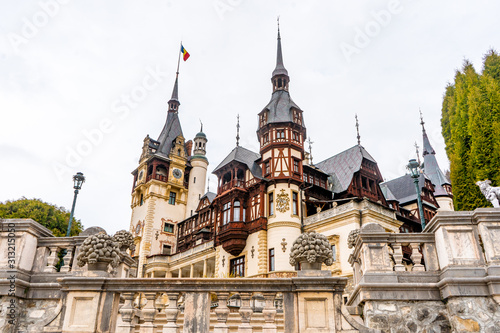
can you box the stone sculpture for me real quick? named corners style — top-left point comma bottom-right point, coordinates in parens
top-left (476, 180), bottom-right (500, 208)
top-left (289, 231), bottom-right (334, 268)
top-left (113, 230), bottom-right (136, 253)
top-left (347, 229), bottom-right (360, 249)
top-left (76, 232), bottom-right (121, 270)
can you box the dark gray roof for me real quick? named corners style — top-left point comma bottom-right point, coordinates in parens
top-left (316, 145), bottom-right (377, 193)
top-left (201, 191), bottom-right (217, 203)
top-left (421, 127), bottom-right (450, 197)
top-left (213, 146), bottom-right (262, 179)
top-left (156, 111), bottom-right (184, 157)
top-left (380, 173), bottom-right (436, 207)
top-left (263, 90), bottom-right (303, 125)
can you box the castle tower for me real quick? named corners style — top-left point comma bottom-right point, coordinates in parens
top-left (420, 113), bottom-right (454, 211)
top-left (129, 74), bottom-right (191, 277)
top-left (186, 126), bottom-right (209, 217)
top-left (257, 25), bottom-right (306, 272)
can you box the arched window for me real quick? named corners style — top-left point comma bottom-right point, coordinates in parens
top-left (233, 200), bottom-right (240, 222)
top-left (223, 202), bottom-right (231, 225)
top-left (140, 194), bottom-right (144, 206)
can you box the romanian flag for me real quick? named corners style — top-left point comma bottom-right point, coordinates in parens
top-left (181, 44), bottom-right (190, 61)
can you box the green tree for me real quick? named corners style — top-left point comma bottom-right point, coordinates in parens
top-left (441, 50), bottom-right (500, 210)
top-left (0, 198), bottom-right (83, 236)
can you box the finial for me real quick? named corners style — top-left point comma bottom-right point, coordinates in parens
top-left (415, 141), bottom-right (421, 166)
top-left (199, 119), bottom-right (203, 133)
top-left (236, 114), bottom-right (240, 147)
top-left (277, 16), bottom-right (280, 37)
top-left (207, 177), bottom-right (210, 192)
top-left (419, 108), bottom-right (425, 130)
top-left (355, 114), bottom-right (361, 146)
top-left (307, 137), bottom-right (314, 165)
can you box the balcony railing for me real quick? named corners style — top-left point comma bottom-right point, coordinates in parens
top-left (146, 174), bottom-right (168, 183)
top-left (218, 179), bottom-right (246, 194)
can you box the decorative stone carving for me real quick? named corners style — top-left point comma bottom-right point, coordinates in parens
top-left (289, 231), bottom-right (334, 267)
top-left (76, 232), bottom-right (121, 270)
top-left (113, 230), bottom-right (136, 253)
top-left (476, 180), bottom-right (500, 208)
top-left (347, 229), bottom-right (360, 249)
top-left (276, 189), bottom-right (290, 213)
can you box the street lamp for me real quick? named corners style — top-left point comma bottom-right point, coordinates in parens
top-left (66, 172), bottom-right (85, 237)
top-left (407, 159), bottom-right (426, 230)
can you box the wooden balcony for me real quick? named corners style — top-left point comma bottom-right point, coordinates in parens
top-left (146, 174), bottom-right (168, 183)
top-left (218, 221), bottom-right (248, 256)
top-left (217, 179), bottom-right (246, 195)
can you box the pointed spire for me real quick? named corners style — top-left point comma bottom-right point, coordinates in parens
top-left (355, 114), bottom-right (361, 146)
top-left (273, 17), bottom-right (288, 77)
top-left (168, 73), bottom-right (180, 112)
top-left (236, 114), bottom-right (240, 147)
top-left (420, 109), bottom-right (435, 156)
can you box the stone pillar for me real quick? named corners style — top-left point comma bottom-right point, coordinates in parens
top-left (140, 293), bottom-right (157, 333)
top-left (183, 292), bottom-right (210, 333)
top-left (60, 246), bottom-right (73, 272)
top-left (44, 246), bottom-right (60, 272)
top-left (178, 268), bottom-right (182, 278)
top-left (391, 243), bottom-right (405, 272)
top-left (190, 264), bottom-right (194, 278)
top-left (410, 243), bottom-right (425, 272)
top-left (238, 292), bottom-right (253, 333)
top-left (214, 292), bottom-right (230, 333)
top-left (117, 292), bottom-right (136, 333)
top-left (163, 292), bottom-right (180, 333)
top-left (203, 259), bottom-right (207, 277)
top-left (262, 292), bottom-right (277, 333)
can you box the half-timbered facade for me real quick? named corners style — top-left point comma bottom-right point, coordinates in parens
top-left (133, 27), bottom-right (453, 282)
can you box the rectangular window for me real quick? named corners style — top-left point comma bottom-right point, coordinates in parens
top-left (276, 129), bottom-right (285, 139)
top-left (230, 256), bottom-right (245, 277)
top-left (265, 161), bottom-right (270, 175)
top-left (292, 131), bottom-right (300, 142)
top-left (269, 192), bottom-right (274, 216)
top-left (163, 223), bottom-right (174, 233)
top-left (169, 192), bottom-right (176, 205)
top-left (293, 159), bottom-right (299, 173)
top-left (361, 177), bottom-right (368, 190)
top-left (269, 248), bottom-right (275, 271)
top-left (292, 192), bottom-right (298, 215)
top-left (162, 244), bottom-right (172, 255)
top-left (331, 244), bottom-right (337, 262)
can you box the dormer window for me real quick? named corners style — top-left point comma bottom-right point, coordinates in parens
top-left (293, 110), bottom-right (301, 125)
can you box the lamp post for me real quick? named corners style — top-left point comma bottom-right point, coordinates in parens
top-left (66, 172), bottom-right (85, 237)
top-left (407, 159), bottom-right (426, 230)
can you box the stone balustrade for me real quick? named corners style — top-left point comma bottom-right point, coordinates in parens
top-left (347, 208), bottom-right (500, 332)
top-left (57, 276), bottom-right (372, 333)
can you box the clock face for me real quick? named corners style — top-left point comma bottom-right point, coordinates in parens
top-left (173, 168), bottom-right (182, 179)
top-left (138, 171), bottom-right (144, 180)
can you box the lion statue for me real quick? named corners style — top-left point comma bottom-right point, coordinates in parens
top-left (476, 180), bottom-right (500, 208)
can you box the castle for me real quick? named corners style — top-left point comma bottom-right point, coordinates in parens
top-left (128, 27), bottom-right (454, 281)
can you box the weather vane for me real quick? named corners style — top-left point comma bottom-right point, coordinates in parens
top-left (415, 141), bottom-right (421, 166)
top-left (355, 114), bottom-right (361, 146)
top-left (236, 114), bottom-right (240, 147)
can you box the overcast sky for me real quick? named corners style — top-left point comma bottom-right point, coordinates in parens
top-left (1, 0), bottom-right (499, 235)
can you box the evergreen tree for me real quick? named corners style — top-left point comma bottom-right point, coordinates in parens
top-left (441, 50), bottom-right (500, 210)
top-left (0, 198), bottom-right (83, 236)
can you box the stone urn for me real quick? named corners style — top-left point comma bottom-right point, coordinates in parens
top-left (113, 230), bottom-right (136, 254)
top-left (289, 231), bottom-right (334, 276)
top-left (76, 232), bottom-right (121, 276)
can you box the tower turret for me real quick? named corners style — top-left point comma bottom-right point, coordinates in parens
top-left (420, 112), bottom-right (454, 211)
top-left (186, 124), bottom-right (209, 217)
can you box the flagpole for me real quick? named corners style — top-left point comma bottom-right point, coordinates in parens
top-left (176, 41), bottom-right (182, 76)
